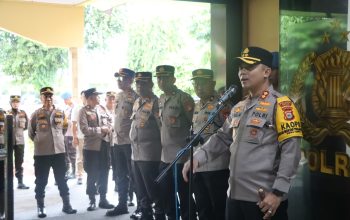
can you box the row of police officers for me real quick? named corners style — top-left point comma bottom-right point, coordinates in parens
top-left (1, 46), bottom-right (301, 220)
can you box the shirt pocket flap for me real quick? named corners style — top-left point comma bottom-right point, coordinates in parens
top-left (246, 118), bottom-right (266, 128)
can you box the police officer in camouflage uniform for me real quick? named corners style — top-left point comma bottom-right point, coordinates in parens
top-left (106, 68), bottom-right (139, 217)
top-left (129, 72), bottom-right (165, 220)
top-left (79, 88), bottom-right (114, 212)
top-left (28, 87), bottom-right (77, 218)
top-left (156, 65), bottom-right (196, 220)
top-left (190, 69), bottom-right (230, 220)
top-left (7, 95), bottom-right (30, 189)
top-left (183, 47), bottom-right (302, 220)
top-left (0, 108), bottom-right (6, 219)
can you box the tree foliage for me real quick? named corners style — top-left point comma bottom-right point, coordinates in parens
top-left (84, 5), bottom-right (125, 50)
top-left (0, 31), bottom-right (68, 90)
top-left (126, 7), bottom-right (211, 96)
top-left (0, 6), bottom-right (124, 91)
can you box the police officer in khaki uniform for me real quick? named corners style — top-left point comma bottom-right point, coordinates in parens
top-left (28, 87), bottom-right (77, 218)
top-left (0, 108), bottom-right (6, 219)
top-left (129, 72), bottom-right (165, 220)
top-left (7, 95), bottom-right (30, 189)
top-left (190, 69), bottom-right (230, 220)
top-left (79, 88), bottom-right (114, 211)
top-left (106, 68), bottom-right (139, 216)
top-left (183, 47), bottom-right (302, 220)
top-left (156, 65), bottom-right (196, 220)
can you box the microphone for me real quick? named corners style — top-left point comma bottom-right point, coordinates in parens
top-left (217, 85), bottom-right (238, 105)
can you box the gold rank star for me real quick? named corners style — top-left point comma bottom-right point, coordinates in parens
top-left (340, 31), bottom-right (350, 41)
top-left (322, 32), bottom-right (330, 44)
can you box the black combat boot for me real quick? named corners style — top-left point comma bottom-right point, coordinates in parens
top-left (36, 198), bottom-right (46, 218)
top-left (99, 194), bottom-right (114, 209)
top-left (87, 195), bottom-right (97, 211)
top-left (17, 177), bottom-right (29, 189)
top-left (105, 204), bottom-right (128, 216)
top-left (61, 195), bottom-right (77, 214)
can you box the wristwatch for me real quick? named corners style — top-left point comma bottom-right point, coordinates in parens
top-left (272, 189), bottom-right (285, 197)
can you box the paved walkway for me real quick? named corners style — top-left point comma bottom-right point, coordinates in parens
top-left (13, 159), bottom-right (136, 220)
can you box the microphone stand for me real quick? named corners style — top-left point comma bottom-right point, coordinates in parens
top-left (155, 103), bottom-right (227, 220)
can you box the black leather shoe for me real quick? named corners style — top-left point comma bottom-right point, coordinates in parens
top-left (105, 205), bottom-right (128, 216)
top-left (62, 205), bottom-right (77, 214)
top-left (87, 202), bottom-right (97, 211)
top-left (99, 200), bottom-right (114, 209)
top-left (17, 183), bottom-right (30, 189)
top-left (37, 207), bottom-right (47, 218)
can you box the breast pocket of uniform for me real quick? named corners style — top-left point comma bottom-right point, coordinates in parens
top-left (243, 118), bottom-right (266, 144)
top-left (19, 117), bottom-right (26, 128)
top-left (122, 103), bottom-right (133, 118)
top-left (165, 106), bottom-right (181, 128)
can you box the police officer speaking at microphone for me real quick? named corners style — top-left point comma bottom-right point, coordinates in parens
top-left (28, 87), bottom-right (77, 218)
top-left (183, 47), bottom-right (302, 220)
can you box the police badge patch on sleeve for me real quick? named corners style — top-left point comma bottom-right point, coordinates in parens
top-left (276, 96), bottom-right (303, 142)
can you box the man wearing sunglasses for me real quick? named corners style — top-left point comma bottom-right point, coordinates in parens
top-left (183, 47), bottom-right (302, 220)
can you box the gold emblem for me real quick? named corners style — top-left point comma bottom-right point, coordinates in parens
top-left (159, 67), bottom-right (165, 72)
top-left (196, 70), bottom-right (203, 75)
top-left (289, 47), bottom-right (350, 146)
top-left (242, 48), bottom-right (249, 57)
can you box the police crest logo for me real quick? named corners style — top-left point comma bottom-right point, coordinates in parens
top-left (289, 46), bottom-right (350, 146)
top-left (278, 100), bottom-right (295, 121)
top-left (242, 48), bottom-right (249, 57)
